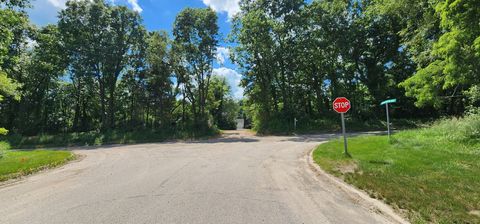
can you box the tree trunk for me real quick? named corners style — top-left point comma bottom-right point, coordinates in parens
top-left (98, 77), bottom-right (107, 130)
top-left (107, 77), bottom-right (117, 130)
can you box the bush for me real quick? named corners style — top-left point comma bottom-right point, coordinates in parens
top-left (0, 141), bottom-right (10, 159)
top-left (251, 113), bottom-right (424, 135)
top-left (0, 128), bottom-right (8, 135)
top-left (2, 127), bottom-right (220, 149)
top-left (465, 85), bottom-right (480, 114)
top-left (432, 114), bottom-right (480, 143)
top-left (391, 113), bottom-right (480, 150)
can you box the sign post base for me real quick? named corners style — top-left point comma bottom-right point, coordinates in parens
top-left (341, 113), bottom-right (351, 158)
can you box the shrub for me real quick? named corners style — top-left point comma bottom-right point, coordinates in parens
top-left (0, 141), bottom-right (10, 159)
top-left (398, 114), bottom-right (480, 144)
top-left (0, 128), bottom-right (8, 135)
top-left (413, 113), bottom-right (480, 144)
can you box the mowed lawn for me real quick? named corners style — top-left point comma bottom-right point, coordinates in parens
top-left (313, 116), bottom-right (480, 223)
top-left (0, 142), bottom-right (75, 181)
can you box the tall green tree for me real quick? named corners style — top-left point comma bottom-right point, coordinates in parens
top-left (231, 1), bottom-right (276, 131)
top-left (59, 0), bottom-right (146, 130)
top-left (145, 31), bottom-right (175, 128)
top-left (232, 0), bottom-right (420, 133)
top-left (208, 76), bottom-right (239, 130)
top-left (401, 0), bottom-right (480, 113)
top-left (0, 71), bottom-right (20, 135)
top-left (173, 8), bottom-right (219, 132)
top-left (0, 0), bottom-right (29, 134)
top-left (14, 25), bottom-right (68, 134)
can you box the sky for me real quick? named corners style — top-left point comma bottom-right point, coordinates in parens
top-left (27, 0), bottom-right (244, 99)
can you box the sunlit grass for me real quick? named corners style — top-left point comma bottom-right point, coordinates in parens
top-left (0, 142), bottom-right (75, 181)
top-left (313, 115), bottom-right (480, 223)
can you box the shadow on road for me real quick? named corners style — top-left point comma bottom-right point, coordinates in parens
top-left (280, 134), bottom-right (337, 143)
top-left (49, 130), bottom-right (385, 151)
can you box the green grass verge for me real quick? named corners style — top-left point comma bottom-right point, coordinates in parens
top-left (313, 115), bottom-right (480, 223)
top-left (0, 142), bottom-right (75, 181)
top-left (256, 117), bottom-right (429, 135)
top-left (3, 128), bottom-right (219, 149)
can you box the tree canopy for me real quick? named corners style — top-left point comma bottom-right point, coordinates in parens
top-left (231, 0), bottom-right (479, 133)
top-left (0, 0), bottom-right (478, 136)
top-left (0, 0), bottom-right (238, 136)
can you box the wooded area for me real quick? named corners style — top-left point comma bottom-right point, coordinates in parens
top-left (0, 0), bottom-right (238, 137)
top-left (232, 0), bottom-right (479, 133)
top-left (0, 0), bottom-right (479, 136)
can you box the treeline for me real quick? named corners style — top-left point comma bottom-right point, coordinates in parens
top-left (232, 0), bottom-right (480, 133)
top-left (1, 0), bottom-right (478, 136)
top-left (0, 0), bottom-right (239, 136)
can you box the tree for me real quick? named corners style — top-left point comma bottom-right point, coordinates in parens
top-left (10, 25), bottom-right (69, 134)
top-left (232, 0), bottom-right (421, 133)
top-left (59, 0), bottom-right (146, 130)
top-left (0, 0), bottom-right (30, 72)
top-left (401, 0), bottom-right (480, 113)
top-left (208, 76), bottom-right (239, 130)
top-left (0, 0), bottom-right (29, 134)
top-left (231, 1), bottom-right (276, 132)
top-left (0, 0), bottom-right (227, 137)
top-left (0, 71), bottom-right (20, 135)
top-left (145, 31), bottom-right (175, 128)
top-left (173, 8), bottom-right (219, 132)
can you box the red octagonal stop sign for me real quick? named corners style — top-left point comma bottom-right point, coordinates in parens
top-left (333, 97), bottom-right (351, 113)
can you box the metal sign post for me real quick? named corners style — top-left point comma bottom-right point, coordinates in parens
top-left (333, 97), bottom-right (352, 157)
top-left (340, 113), bottom-right (348, 156)
top-left (381, 99), bottom-right (397, 141)
top-left (294, 118), bottom-right (297, 132)
top-left (386, 103), bottom-right (390, 140)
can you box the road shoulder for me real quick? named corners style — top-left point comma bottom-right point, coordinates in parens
top-left (307, 146), bottom-right (409, 224)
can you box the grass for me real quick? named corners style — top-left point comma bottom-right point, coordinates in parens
top-left (313, 115), bottom-right (480, 223)
top-left (308, 118), bottom-right (427, 133)
top-left (0, 141), bottom-right (75, 181)
top-left (3, 128), bottom-right (219, 149)
top-left (256, 117), bottom-right (429, 135)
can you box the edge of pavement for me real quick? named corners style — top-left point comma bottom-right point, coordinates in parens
top-left (306, 145), bottom-right (410, 224)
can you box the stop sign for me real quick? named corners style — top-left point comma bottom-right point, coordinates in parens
top-left (333, 97), bottom-right (351, 113)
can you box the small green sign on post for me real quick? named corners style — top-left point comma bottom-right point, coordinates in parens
top-left (381, 99), bottom-right (397, 140)
top-left (381, 99), bottom-right (397, 106)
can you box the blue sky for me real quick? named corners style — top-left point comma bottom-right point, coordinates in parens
top-left (27, 0), bottom-right (244, 99)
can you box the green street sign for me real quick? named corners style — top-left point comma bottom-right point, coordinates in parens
top-left (381, 99), bottom-right (397, 106)
top-left (381, 99), bottom-right (397, 141)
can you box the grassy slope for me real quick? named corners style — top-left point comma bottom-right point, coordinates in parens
top-left (0, 142), bottom-right (75, 181)
top-left (256, 117), bottom-right (428, 135)
top-left (313, 115), bottom-right (480, 223)
top-left (3, 128), bottom-right (219, 149)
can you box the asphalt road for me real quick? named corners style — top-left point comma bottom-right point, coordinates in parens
top-left (0, 131), bottom-right (402, 224)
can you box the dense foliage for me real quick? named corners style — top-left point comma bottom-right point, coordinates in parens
top-left (0, 0), bottom-right (239, 137)
top-left (231, 0), bottom-right (480, 133)
top-left (1, 0), bottom-right (478, 136)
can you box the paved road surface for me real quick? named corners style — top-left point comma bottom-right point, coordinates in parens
top-left (0, 131), bottom-right (400, 224)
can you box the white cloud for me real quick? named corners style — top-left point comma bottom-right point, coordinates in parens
top-left (29, 0), bottom-right (142, 26)
top-left (215, 47), bottom-right (230, 65)
top-left (47, 0), bottom-right (67, 9)
top-left (28, 0), bottom-right (62, 25)
top-left (202, 0), bottom-right (240, 18)
top-left (127, 0), bottom-right (142, 13)
top-left (213, 67), bottom-right (244, 99)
